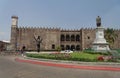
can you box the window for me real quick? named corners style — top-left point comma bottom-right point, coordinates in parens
top-left (61, 45), bottom-right (65, 50)
top-left (76, 45), bottom-right (80, 50)
top-left (71, 45), bottom-right (75, 51)
top-left (52, 44), bottom-right (55, 49)
top-left (87, 36), bottom-right (90, 39)
top-left (66, 45), bottom-right (70, 50)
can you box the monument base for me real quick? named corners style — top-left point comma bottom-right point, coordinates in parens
top-left (92, 43), bottom-right (110, 52)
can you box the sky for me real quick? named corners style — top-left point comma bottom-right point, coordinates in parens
top-left (0, 0), bottom-right (120, 41)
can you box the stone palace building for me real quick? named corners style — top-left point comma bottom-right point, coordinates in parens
top-left (10, 16), bottom-right (120, 51)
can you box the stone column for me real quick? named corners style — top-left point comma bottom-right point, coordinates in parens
top-left (81, 28), bottom-right (85, 50)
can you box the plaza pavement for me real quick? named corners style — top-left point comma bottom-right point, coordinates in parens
top-left (15, 51), bottom-right (120, 71)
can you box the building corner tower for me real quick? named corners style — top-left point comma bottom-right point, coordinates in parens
top-left (10, 16), bottom-right (18, 51)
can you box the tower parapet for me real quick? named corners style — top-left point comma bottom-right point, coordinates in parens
top-left (11, 16), bottom-right (18, 27)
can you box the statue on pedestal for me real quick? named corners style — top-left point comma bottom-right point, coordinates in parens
top-left (92, 16), bottom-right (110, 51)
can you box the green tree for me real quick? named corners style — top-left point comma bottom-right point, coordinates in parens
top-left (104, 28), bottom-right (118, 49)
top-left (56, 46), bottom-right (61, 52)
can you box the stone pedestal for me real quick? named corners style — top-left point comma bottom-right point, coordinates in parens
top-left (92, 27), bottom-right (110, 51)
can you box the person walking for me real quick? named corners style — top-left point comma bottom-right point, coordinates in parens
top-left (21, 46), bottom-right (26, 56)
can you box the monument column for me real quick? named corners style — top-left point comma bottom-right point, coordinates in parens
top-left (10, 16), bottom-right (18, 51)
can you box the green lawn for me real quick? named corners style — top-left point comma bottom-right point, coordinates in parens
top-left (71, 52), bottom-right (100, 61)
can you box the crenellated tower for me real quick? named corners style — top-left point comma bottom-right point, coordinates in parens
top-left (10, 16), bottom-right (18, 51)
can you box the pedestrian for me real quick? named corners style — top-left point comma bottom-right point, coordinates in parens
top-left (21, 46), bottom-right (26, 56)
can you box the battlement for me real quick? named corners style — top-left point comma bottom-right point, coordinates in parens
top-left (61, 28), bottom-right (81, 32)
top-left (81, 28), bottom-right (96, 32)
top-left (18, 26), bottom-right (60, 32)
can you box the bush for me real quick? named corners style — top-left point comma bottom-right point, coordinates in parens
top-left (84, 49), bottom-right (111, 55)
top-left (97, 56), bottom-right (104, 61)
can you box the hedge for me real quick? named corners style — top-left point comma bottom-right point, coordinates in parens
top-left (26, 52), bottom-right (101, 62)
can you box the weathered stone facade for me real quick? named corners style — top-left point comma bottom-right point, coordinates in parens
top-left (10, 16), bottom-right (120, 51)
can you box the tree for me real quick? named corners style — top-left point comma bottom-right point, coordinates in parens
top-left (56, 46), bottom-right (61, 52)
top-left (104, 28), bottom-right (118, 49)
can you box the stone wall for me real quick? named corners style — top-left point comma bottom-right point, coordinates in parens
top-left (11, 26), bottom-right (120, 51)
top-left (16, 27), bottom-right (60, 51)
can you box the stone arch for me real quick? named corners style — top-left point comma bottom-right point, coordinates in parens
top-left (66, 45), bottom-right (70, 50)
top-left (66, 34), bottom-right (70, 41)
top-left (61, 45), bottom-right (65, 50)
top-left (71, 35), bottom-right (75, 41)
top-left (76, 45), bottom-right (80, 50)
top-left (71, 45), bottom-right (75, 51)
top-left (76, 35), bottom-right (80, 41)
top-left (61, 34), bottom-right (65, 41)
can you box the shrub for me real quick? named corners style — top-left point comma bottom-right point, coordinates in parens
top-left (97, 55), bottom-right (113, 62)
top-left (84, 50), bottom-right (111, 55)
top-left (97, 56), bottom-right (104, 61)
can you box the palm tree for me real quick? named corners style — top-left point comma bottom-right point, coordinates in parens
top-left (104, 28), bottom-right (118, 49)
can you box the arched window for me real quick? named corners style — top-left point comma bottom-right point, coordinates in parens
top-left (71, 35), bottom-right (75, 41)
top-left (61, 34), bottom-right (65, 41)
top-left (76, 35), bottom-right (80, 41)
top-left (66, 45), bottom-right (70, 50)
top-left (61, 45), bottom-right (65, 50)
top-left (76, 45), bottom-right (80, 50)
top-left (66, 35), bottom-right (70, 41)
top-left (71, 45), bottom-right (75, 51)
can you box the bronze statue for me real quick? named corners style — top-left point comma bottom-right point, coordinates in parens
top-left (96, 16), bottom-right (101, 27)
top-left (34, 35), bottom-right (42, 52)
